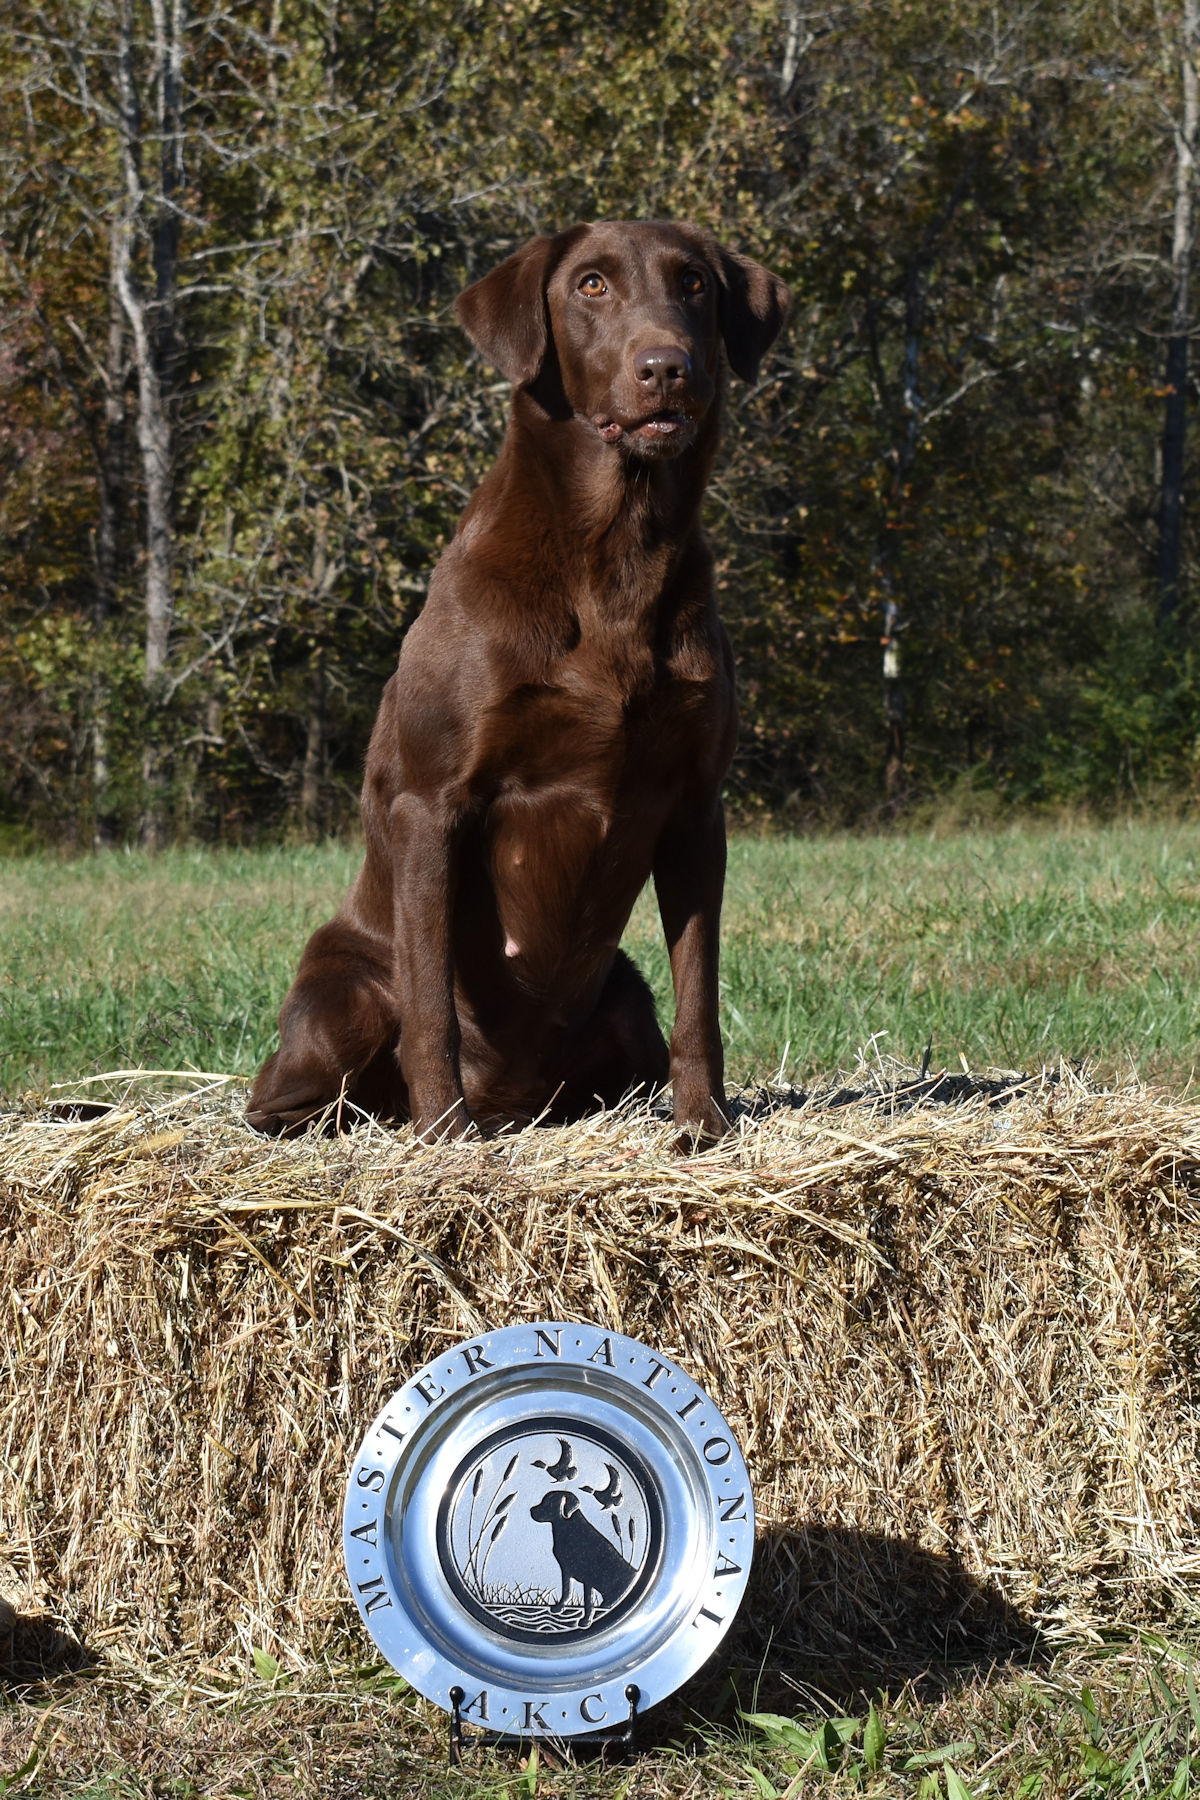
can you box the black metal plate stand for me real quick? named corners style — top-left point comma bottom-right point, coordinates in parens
top-left (448, 1683), bottom-right (640, 1767)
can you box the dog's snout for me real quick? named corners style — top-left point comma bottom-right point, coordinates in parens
top-left (633, 343), bottom-right (692, 391)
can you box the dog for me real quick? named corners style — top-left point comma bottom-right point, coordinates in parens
top-left (247, 220), bottom-right (790, 1144)
top-left (528, 1489), bottom-right (636, 1626)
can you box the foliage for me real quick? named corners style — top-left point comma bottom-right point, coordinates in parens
top-left (0, 0), bottom-right (1197, 841)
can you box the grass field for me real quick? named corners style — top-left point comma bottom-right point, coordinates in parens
top-left (3, 816), bottom-right (1200, 1097)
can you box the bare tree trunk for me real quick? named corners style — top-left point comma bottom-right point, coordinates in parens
top-left (115, 207), bottom-right (174, 846)
top-left (882, 596), bottom-right (906, 801)
top-left (780, 3), bottom-right (812, 98)
top-left (113, 0), bottom-right (185, 847)
top-left (872, 155), bottom-right (972, 803)
top-left (97, 231), bottom-right (128, 614)
top-left (92, 229), bottom-right (130, 845)
top-left (872, 259), bottom-right (926, 805)
top-left (1158, 0), bottom-right (1199, 629)
top-left (150, 0), bottom-right (184, 389)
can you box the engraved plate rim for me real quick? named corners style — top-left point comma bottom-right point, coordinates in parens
top-left (342, 1321), bottom-right (754, 1735)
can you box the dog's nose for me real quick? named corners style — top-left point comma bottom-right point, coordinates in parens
top-left (633, 344), bottom-right (692, 392)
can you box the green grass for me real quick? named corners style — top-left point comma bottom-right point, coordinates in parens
top-left (5, 1636), bottom-right (1200, 1800)
top-left (4, 817), bottom-right (1200, 1095)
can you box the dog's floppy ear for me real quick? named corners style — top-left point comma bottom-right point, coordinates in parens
top-left (710, 241), bottom-right (791, 384)
top-left (561, 1491), bottom-right (581, 1517)
top-left (455, 228), bottom-right (586, 386)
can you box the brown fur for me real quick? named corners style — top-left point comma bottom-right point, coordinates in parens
top-left (247, 220), bottom-right (790, 1144)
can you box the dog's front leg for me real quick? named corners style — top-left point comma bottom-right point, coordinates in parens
top-left (653, 800), bottom-right (731, 1148)
top-left (389, 791), bottom-right (474, 1140)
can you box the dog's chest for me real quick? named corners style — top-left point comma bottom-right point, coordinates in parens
top-left (479, 641), bottom-right (709, 804)
top-left (474, 658), bottom-right (705, 966)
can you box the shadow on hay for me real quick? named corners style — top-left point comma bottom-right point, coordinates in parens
top-left (0, 1598), bottom-right (90, 1690)
top-left (731, 1069), bottom-right (1043, 1120)
top-left (670, 1524), bottom-right (1040, 1735)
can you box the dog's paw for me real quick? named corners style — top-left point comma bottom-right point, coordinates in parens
top-left (671, 1097), bottom-right (731, 1155)
top-left (246, 1096), bottom-right (337, 1137)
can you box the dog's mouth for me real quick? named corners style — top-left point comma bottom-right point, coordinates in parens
top-left (594, 410), bottom-right (696, 452)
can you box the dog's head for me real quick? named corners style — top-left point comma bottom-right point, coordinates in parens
top-left (456, 220), bottom-right (790, 461)
top-left (530, 1488), bottom-right (581, 1523)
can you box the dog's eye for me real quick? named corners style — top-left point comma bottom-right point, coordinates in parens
top-left (578, 272), bottom-right (607, 296)
top-left (681, 269), bottom-right (707, 297)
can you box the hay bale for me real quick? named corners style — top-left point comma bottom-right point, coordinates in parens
top-left (1, 1071), bottom-right (1198, 1679)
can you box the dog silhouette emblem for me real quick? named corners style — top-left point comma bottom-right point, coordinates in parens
top-left (436, 1420), bottom-right (661, 1643)
top-left (529, 1489), bottom-right (638, 1627)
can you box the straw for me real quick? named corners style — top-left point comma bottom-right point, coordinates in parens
top-left (2, 1063), bottom-right (1197, 1680)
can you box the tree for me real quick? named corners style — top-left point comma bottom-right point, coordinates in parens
top-left (1157, 0), bottom-right (1199, 629)
top-left (3, 0), bottom-right (1200, 839)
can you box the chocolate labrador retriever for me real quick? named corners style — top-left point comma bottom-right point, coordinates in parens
top-left (248, 220), bottom-right (789, 1143)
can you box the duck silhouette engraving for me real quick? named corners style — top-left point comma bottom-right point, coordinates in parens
top-left (531, 1438), bottom-right (576, 1483)
top-left (581, 1463), bottom-right (623, 1510)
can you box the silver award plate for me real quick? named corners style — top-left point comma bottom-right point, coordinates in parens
top-left (343, 1321), bottom-right (754, 1737)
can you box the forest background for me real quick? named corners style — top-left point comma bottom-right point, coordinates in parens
top-left (3, 0), bottom-right (1199, 850)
